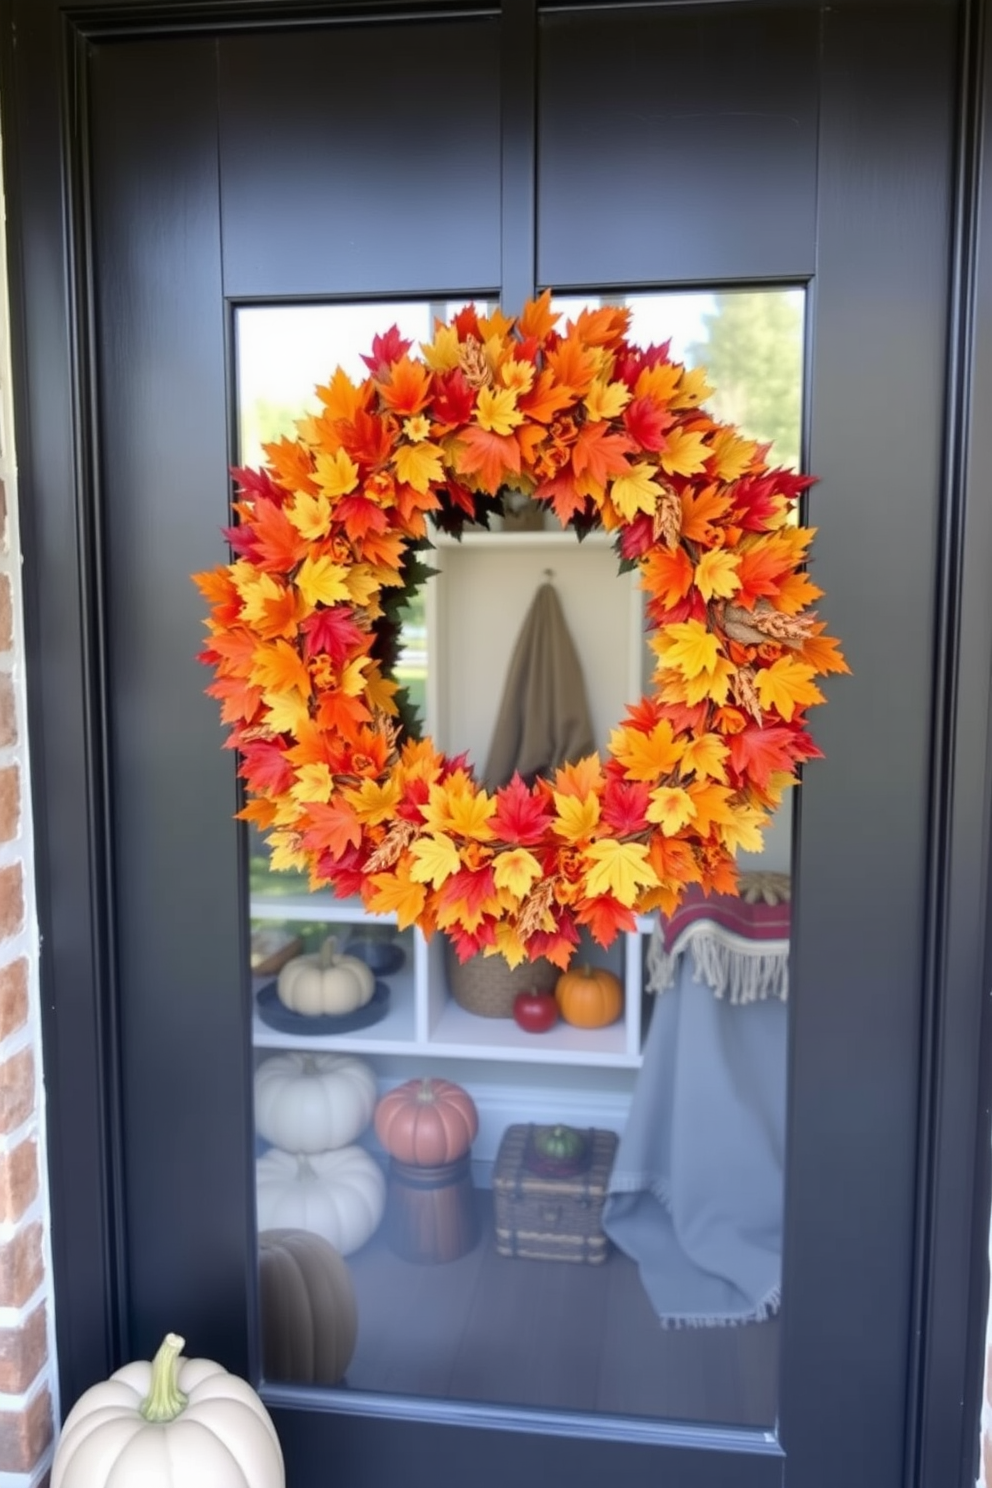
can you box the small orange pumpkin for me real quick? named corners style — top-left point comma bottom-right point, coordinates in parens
top-left (374, 1077), bottom-right (479, 1166)
top-left (555, 965), bottom-right (623, 1028)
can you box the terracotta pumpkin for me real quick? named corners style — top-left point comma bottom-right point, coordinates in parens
top-left (276, 936), bottom-right (375, 1016)
top-left (258, 1229), bottom-right (357, 1386)
top-left (555, 965), bottom-right (623, 1028)
top-left (52, 1331), bottom-right (284, 1488)
top-left (255, 1051), bottom-right (377, 1153)
top-left (256, 1145), bottom-right (386, 1256)
top-left (374, 1077), bottom-right (479, 1166)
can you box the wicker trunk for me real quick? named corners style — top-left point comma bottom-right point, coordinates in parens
top-left (491, 1125), bottom-right (618, 1264)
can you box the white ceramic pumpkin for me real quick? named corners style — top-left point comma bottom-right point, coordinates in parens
top-left (256, 1145), bottom-right (386, 1256)
top-left (276, 936), bottom-right (375, 1016)
top-left (255, 1052), bottom-right (377, 1153)
top-left (51, 1331), bottom-right (284, 1488)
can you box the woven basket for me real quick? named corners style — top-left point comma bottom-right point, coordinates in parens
top-left (444, 937), bottom-right (558, 1018)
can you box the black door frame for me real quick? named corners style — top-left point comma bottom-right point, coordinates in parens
top-left (2, 2), bottom-right (992, 1485)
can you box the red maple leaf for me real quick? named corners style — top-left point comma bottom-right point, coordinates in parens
top-left (336, 495), bottom-right (390, 543)
top-left (301, 606), bottom-right (367, 666)
top-left (360, 325), bottom-right (413, 375)
top-left (727, 724), bottom-right (804, 790)
top-left (238, 741), bottom-right (294, 796)
top-left (601, 778), bottom-right (651, 834)
top-left (339, 409), bottom-right (396, 469)
top-left (431, 368), bottom-right (476, 429)
top-left (317, 844), bottom-right (367, 898)
top-left (618, 514), bottom-right (655, 562)
top-left (491, 774), bottom-right (554, 845)
top-left (439, 866), bottom-right (497, 921)
top-left (624, 395), bottom-right (673, 452)
top-left (230, 465), bottom-right (291, 508)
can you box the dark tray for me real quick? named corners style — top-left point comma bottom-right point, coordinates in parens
top-left (255, 978), bottom-right (390, 1036)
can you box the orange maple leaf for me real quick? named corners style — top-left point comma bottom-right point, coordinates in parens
top-left (680, 484), bottom-right (733, 544)
top-left (250, 500), bottom-right (311, 573)
top-left (454, 427), bottom-right (522, 493)
top-left (518, 369), bottom-right (575, 424)
top-left (545, 337), bottom-right (597, 397)
top-left (377, 355), bottom-right (432, 416)
top-left (570, 422), bottom-right (633, 488)
top-left (640, 546), bottom-right (694, 608)
top-left (300, 799), bottom-right (364, 859)
top-left (517, 290), bottom-right (560, 342)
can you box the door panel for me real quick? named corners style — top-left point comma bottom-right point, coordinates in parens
top-left (5, 0), bottom-right (982, 1485)
top-left (537, 6), bottom-right (819, 287)
top-left (89, 35), bottom-right (255, 1367)
top-left (218, 20), bottom-right (502, 297)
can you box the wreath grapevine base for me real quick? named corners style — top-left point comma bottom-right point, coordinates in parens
top-left (195, 294), bottom-right (847, 969)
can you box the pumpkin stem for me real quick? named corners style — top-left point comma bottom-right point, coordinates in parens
top-left (417, 1078), bottom-right (436, 1102)
top-left (319, 937), bottom-right (338, 970)
top-left (139, 1333), bottom-right (188, 1423)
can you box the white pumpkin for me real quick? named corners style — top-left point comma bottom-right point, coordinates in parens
top-left (52, 1331), bottom-right (284, 1488)
top-left (256, 1145), bottom-right (386, 1257)
top-left (255, 1052), bottom-right (377, 1153)
top-left (276, 936), bottom-right (375, 1016)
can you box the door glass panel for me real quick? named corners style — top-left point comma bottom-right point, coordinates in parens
top-left (237, 288), bottom-right (803, 1431)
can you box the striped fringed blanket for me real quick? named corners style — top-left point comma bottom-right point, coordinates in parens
top-left (645, 874), bottom-right (792, 1004)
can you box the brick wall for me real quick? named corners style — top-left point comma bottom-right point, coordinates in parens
top-left (0, 128), bottom-right (57, 1488)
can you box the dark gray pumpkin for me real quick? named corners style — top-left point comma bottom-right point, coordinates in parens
top-left (258, 1228), bottom-right (358, 1385)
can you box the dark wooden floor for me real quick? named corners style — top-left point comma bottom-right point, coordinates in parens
top-left (345, 1190), bottom-right (779, 1427)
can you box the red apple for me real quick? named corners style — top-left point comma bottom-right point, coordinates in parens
top-left (513, 990), bottom-right (559, 1033)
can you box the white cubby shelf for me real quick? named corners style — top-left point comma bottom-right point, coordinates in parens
top-left (250, 892), bottom-right (656, 1070)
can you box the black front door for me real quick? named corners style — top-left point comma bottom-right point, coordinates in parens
top-left (5, 2), bottom-right (991, 1486)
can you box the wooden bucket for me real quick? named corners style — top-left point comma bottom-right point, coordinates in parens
top-left (385, 1154), bottom-right (479, 1264)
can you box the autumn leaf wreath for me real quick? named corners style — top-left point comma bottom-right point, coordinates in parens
top-left (195, 293), bottom-right (847, 969)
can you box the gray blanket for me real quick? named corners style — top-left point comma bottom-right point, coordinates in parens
top-left (603, 952), bottom-right (787, 1326)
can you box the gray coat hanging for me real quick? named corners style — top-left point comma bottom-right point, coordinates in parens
top-left (482, 580), bottom-right (596, 791)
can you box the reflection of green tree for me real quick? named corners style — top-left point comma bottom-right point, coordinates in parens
top-left (687, 292), bottom-right (803, 470)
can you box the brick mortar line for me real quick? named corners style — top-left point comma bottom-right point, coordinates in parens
top-left (0, 1028), bottom-right (31, 1067)
top-left (0, 1370), bottom-right (50, 1416)
top-left (0, 1283), bottom-right (47, 1331)
top-left (0, 1197), bottom-right (43, 1243)
top-left (0, 1120), bottom-right (37, 1156)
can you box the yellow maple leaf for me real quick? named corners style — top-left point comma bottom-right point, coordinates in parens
top-left (394, 440), bottom-right (444, 494)
top-left (718, 804), bottom-right (769, 854)
top-left (646, 787), bottom-right (697, 835)
top-left (552, 790), bottom-right (602, 842)
top-left (344, 564), bottom-right (382, 609)
top-left (694, 549), bottom-right (741, 602)
top-left (475, 385), bottom-right (523, 436)
top-left (585, 379), bottom-right (631, 423)
top-left (608, 720), bottom-right (683, 781)
top-left (290, 762), bottom-right (333, 803)
top-left (709, 426), bottom-right (758, 482)
top-left (262, 690), bottom-right (310, 735)
top-left (237, 570), bottom-right (284, 626)
top-left (678, 733), bottom-right (729, 783)
top-left (498, 357), bottom-right (536, 396)
top-left (250, 639), bottom-right (312, 698)
top-left (610, 462), bottom-right (663, 522)
top-left (686, 781), bottom-right (738, 834)
top-left (492, 848), bottom-right (543, 900)
top-left (296, 553), bottom-right (351, 609)
top-left (363, 665), bottom-right (399, 716)
top-left (661, 427), bottom-right (711, 476)
top-left (409, 832), bottom-right (462, 889)
top-left (754, 657), bottom-right (825, 721)
top-left (422, 778), bottom-right (496, 841)
top-left (314, 448), bottom-right (359, 499)
top-left (673, 364), bottom-right (714, 407)
top-left (652, 620), bottom-right (720, 678)
top-left (656, 654), bottom-right (735, 707)
top-left (344, 776), bottom-right (402, 826)
top-left (553, 754), bottom-right (606, 799)
top-left (366, 861), bottom-right (427, 929)
top-left (267, 829), bottom-right (308, 874)
top-left (340, 658), bottom-right (369, 698)
top-left (287, 491), bottom-right (333, 542)
top-left (583, 839), bottom-right (659, 906)
top-left (420, 323), bottom-right (461, 372)
top-left (489, 921), bottom-right (529, 969)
